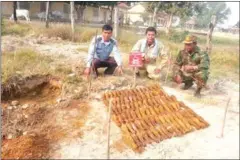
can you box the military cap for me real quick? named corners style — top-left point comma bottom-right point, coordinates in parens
top-left (183, 35), bottom-right (194, 44)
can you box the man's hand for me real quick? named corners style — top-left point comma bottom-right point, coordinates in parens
top-left (183, 65), bottom-right (198, 72)
top-left (142, 57), bottom-right (150, 63)
top-left (142, 54), bottom-right (150, 63)
top-left (84, 67), bottom-right (91, 76)
top-left (174, 75), bottom-right (182, 84)
top-left (115, 66), bottom-right (123, 75)
top-left (154, 68), bottom-right (161, 74)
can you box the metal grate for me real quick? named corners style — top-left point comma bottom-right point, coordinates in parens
top-left (102, 84), bottom-right (209, 153)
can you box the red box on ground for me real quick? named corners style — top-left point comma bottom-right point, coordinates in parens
top-left (129, 52), bottom-right (143, 67)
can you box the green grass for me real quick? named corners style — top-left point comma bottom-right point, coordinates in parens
top-left (2, 20), bottom-right (239, 83)
top-left (1, 48), bottom-right (76, 83)
top-left (33, 23), bottom-right (98, 43)
top-left (1, 48), bottom-right (53, 83)
top-left (1, 20), bottom-right (32, 36)
top-left (209, 51), bottom-right (239, 80)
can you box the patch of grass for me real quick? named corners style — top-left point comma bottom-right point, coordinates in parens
top-left (44, 26), bottom-right (72, 40)
top-left (77, 47), bottom-right (89, 53)
top-left (1, 20), bottom-right (32, 36)
top-left (75, 27), bottom-right (96, 43)
top-left (54, 65), bottom-right (73, 75)
top-left (209, 51), bottom-right (239, 80)
top-left (33, 24), bottom-right (98, 43)
top-left (1, 48), bottom-right (53, 83)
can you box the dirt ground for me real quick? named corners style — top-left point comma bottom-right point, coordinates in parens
top-left (1, 34), bottom-right (239, 159)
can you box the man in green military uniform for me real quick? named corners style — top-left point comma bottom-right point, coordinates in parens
top-left (173, 35), bottom-right (210, 97)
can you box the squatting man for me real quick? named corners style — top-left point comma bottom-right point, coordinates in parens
top-left (84, 25), bottom-right (210, 98)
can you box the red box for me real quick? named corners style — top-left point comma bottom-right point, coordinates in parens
top-left (129, 51), bottom-right (143, 67)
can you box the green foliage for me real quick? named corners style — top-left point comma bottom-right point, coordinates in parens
top-left (146, 2), bottom-right (198, 18)
top-left (195, 2), bottom-right (231, 29)
top-left (168, 30), bottom-right (190, 43)
top-left (1, 19), bottom-right (5, 34)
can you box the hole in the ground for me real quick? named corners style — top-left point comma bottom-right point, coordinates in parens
top-left (1, 74), bottom-right (62, 104)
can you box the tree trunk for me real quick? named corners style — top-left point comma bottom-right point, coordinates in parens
top-left (45, 2), bottom-right (50, 28)
top-left (110, 5), bottom-right (114, 25)
top-left (152, 2), bottom-right (161, 27)
top-left (98, 7), bottom-right (101, 23)
top-left (166, 13), bottom-right (173, 35)
top-left (17, 1), bottom-right (20, 9)
top-left (13, 1), bottom-right (17, 23)
top-left (70, 1), bottom-right (75, 41)
top-left (113, 6), bottom-right (119, 39)
top-left (206, 15), bottom-right (216, 54)
top-left (75, 5), bottom-right (85, 23)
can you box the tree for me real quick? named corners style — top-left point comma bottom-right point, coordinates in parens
top-left (45, 2), bottom-right (50, 28)
top-left (70, 1), bottom-right (75, 41)
top-left (206, 15), bottom-right (217, 54)
top-left (195, 2), bottom-right (231, 29)
top-left (13, 1), bottom-right (17, 23)
top-left (193, 2), bottom-right (231, 54)
top-left (113, 5), bottom-right (119, 38)
top-left (144, 2), bottom-right (201, 35)
top-left (69, 2), bottom-right (117, 23)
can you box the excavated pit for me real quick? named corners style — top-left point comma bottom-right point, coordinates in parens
top-left (1, 74), bottom-right (64, 159)
top-left (1, 74), bottom-right (62, 103)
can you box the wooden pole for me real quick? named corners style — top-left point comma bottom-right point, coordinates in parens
top-left (70, 1), bottom-right (75, 41)
top-left (107, 98), bottom-right (113, 159)
top-left (206, 15), bottom-right (216, 54)
top-left (87, 30), bottom-right (98, 99)
top-left (220, 97), bottom-right (231, 138)
top-left (13, 1), bottom-right (17, 23)
top-left (152, 1), bottom-right (161, 27)
top-left (133, 67), bottom-right (137, 88)
top-left (45, 1), bottom-right (50, 28)
top-left (113, 5), bottom-right (119, 39)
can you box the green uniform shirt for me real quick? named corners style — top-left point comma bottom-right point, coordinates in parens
top-left (174, 47), bottom-right (210, 76)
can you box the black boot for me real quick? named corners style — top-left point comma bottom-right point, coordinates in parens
top-left (194, 87), bottom-right (202, 98)
top-left (182, 81), bottom-right (193, 90)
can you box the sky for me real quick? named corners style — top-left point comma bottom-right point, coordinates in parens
top-left (222, 2), bottom-right (239, 28)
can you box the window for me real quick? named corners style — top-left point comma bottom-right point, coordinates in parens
top-left (93, 8), bottom-right (98, 17)
top-left (63, 4), bottom-right (69, 14)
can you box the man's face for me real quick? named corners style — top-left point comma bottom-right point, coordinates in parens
top-left (146, 31), bottom-right (155, 44)
top-left (102, 30), bottom-right (112, 41)
top-left (184, 43), bottom-right (194, 53)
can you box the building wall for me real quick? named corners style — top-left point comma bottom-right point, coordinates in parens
top-left (128, 13), bottom-right (144, 24)
top-left (1, 2), bottom-right (113, 23)
top-left (1, 2), bottom-right (13, 16)
top-left (83, 6), bottom-right (111, 23)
